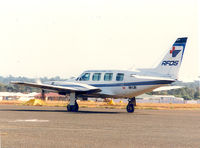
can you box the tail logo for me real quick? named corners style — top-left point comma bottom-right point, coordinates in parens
top-left (170, 46), bottom-right (181, 57)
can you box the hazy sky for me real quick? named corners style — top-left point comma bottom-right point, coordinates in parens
top-left (0, 0), bottom-right (199, 81)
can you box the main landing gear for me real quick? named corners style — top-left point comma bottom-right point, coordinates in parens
top-left (126, 97), bottom-right (136, 113)
top-left (66, 94), bottom-right (136, 113)
top-left (67, 100), bottom-right (79, 112)
top-left (67, 93), bottom-right (79, 112)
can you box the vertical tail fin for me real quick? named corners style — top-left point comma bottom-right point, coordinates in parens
top-left (153, 37), bottom-right (188, 79)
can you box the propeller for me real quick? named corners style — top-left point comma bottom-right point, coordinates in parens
top-left (36, 78), bottom-right (42, 84)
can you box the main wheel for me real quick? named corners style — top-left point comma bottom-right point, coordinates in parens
top-left (126, 104), bottom-right (134, 113)
top-left (67, 102), bottom-right (79, 112)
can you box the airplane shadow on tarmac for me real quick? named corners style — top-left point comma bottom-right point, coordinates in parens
top-left (75, 110), bottom-right (122, 114)
top-left (0, 108), bottom-right (150, 115)
top-left (0, 109), bottom-right (124, 114)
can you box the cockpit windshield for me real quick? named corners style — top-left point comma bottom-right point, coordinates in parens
top-left (79, 73), bottom-right (90, 81)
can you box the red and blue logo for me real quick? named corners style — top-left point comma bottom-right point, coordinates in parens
top-left (170, 46), bottom-right (181, 57)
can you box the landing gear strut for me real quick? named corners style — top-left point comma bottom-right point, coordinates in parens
top-left (67, 93), bottom-right (79, 112)
top-left (126, 97), bottom-right (136, 113)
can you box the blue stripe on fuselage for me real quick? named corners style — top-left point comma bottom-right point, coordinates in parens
top-left (90, 80), bottom-right (174, 87)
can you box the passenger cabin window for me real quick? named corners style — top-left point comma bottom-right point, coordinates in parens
top-left (79, 73), bottom-right (90, 81)
top-left (116, 73), bottom-right (124, 81)
top-left (104, 73), bottom-right (113, 81)
top-left (92, 73), bottom-right (101, 81)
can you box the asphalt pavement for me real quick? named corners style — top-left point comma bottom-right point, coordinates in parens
top-left (0, 105), bottom-right (200, 148)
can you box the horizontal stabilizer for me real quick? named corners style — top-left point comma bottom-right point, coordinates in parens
top-left (153, 86), bottom-right (184, 92)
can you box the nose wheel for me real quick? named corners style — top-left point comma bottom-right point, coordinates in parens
top-left (126, 97), bottom-right (136, 113)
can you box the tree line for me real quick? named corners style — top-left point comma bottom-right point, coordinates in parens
top-left (148, 81), bottom-right (200, 100)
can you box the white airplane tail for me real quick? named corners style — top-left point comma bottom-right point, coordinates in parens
top-left (153, 37), bottom-right (187, 79)
top-left (139, 37), bottom-right (188, 79)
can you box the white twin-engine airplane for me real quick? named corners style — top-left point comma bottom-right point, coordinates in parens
top-left (12, 37), bottom-right (187, 113)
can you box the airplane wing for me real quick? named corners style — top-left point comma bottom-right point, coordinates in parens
top-left (11, 81), bottom-right (101, 94)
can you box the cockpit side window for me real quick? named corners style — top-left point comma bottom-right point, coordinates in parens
top-left (79, 73), bottom-right (90, 81)
top-left (104, 73), bottom-right (113, 81)
top-left (92, 73), bottom-right (101, 81)
top-left (116, 73), bottom-right (124, 81)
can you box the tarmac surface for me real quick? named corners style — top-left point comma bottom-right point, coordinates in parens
top-left (0, 105), bottom-right (200, 148)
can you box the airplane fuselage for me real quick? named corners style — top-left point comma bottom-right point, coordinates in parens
top-left (48, 70), bottom-right (174, 99)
